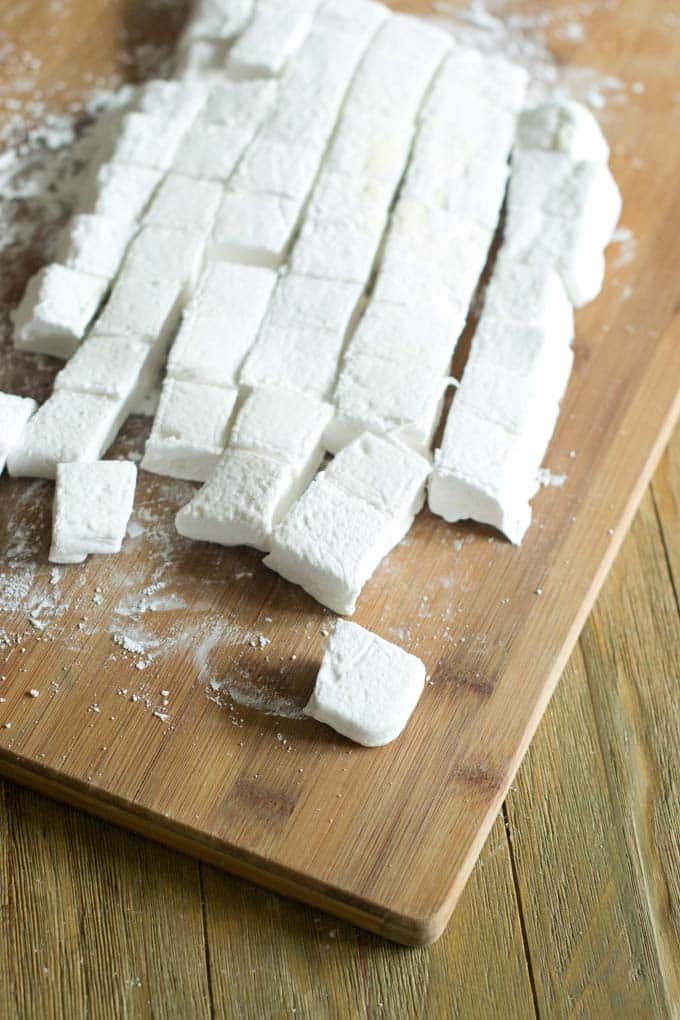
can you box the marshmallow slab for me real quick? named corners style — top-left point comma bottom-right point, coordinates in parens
top-left (50, 461), bottom-right (137, 564)
top-left (240, 274), bottom-right (362, 398)
top-left (7, 391), bottom-right (129, 480)
top-left (305, 620), bottom-right (426, 746)
top-left (141, 379), bottom-right (238, 482)
top-left (12, 265), bottom-right (109, 359)
top-left (54, 334), bottom-right (165, 404)
top-left (54, 213), bottom-right (132, 280)
top-left (167, 262), bottom-right (277, 387)
top-left (228, 0), bottom-right (320, 77)
top-left (78, 162), bottom-right (162, 223)
top-left (209, 191), bottom-right (300, 268)
top-left (143, 173), bottom-right (223, 233)
top-left (176, 387), bottom-right (332, 551)
top-left (516, 101), bottom-right (610, 164)
top-left (264, 434), bottom-right (430, 614)
top-left (0, 393), bottom-right (38, 475)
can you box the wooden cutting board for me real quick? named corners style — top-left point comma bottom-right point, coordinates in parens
top-left (0, 0), bottom-right (678, 946)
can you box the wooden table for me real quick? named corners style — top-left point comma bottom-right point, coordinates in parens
top-left (1, 0), bottom-right (678, 1015)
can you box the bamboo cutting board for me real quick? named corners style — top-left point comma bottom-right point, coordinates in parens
top-left (0, 0), bottom-right (678, 946)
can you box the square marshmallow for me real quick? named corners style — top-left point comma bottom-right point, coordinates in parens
top-left (227, 0), bottom-right (320, 77)
top-left (516, 101), bottom-right (610, 164)
top-left (93, 266), bottom-right (184, 347)
top-left (108, 112), bottom-right (187, 171)
top-left (143, 174), bottom-right (223, 233)
top-left (201, 79), bottom-right (277, 127)
top-left (12, 265), bottom-right (109, 359)
top-left (78, 162), bottom-right (162, 223)
top-left (53, 213), bottom-right (133, 280)
top-left (122, 224), bottom-right (207, 289)
top-left (0, 393), bottom-right (38, 475)
top-left (305, 619), bottom-right (426, 746)
top-left (209, 191), bottom-right (300, 268)
top-left (50, 461), bottom-right (137, 564)
top-left (141, 379), bottom-right (238, 482)
top-left (54, 334), bottom-right (166, 403)
top-left (173, 120), bottom-right (262, 182)
top-left (135, 78), bottom-right (208, 124)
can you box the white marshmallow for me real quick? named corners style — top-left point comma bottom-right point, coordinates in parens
top-left (425, 46), bottom-right (528, 116)
top-left (209, 191), bottom-right (299, 268)
top-left (0, 393), bottom-right (38, 475)
top-left (93, 266), bottom-right (184, 347)
top-left (463, 317), bottom-right (573, 378)
top-left (135, 78), bottom-right (208, 123)
top-left (173, 120), bottom-right (262, 182)
top-left (121, 224), bottom-right (207, 290)
top-left (167, 262), bottom-right (277, 387)
top-left (143, 174), bottom-right (223, 234)
top-left (264, 433), bottom-right (430, 614)
top-left (7, 391), bottom-right (129, 480)
top-left (230, 136), bottom-right (325, 201)
top-left (108, 112), bottom-right (187, 171)
top-left (339, 300), bottom-right (461, 372)
top-left (50, 461), bottom-right (137, 564)
top-left (141, 379), bottom-right (238, 482)
top-left (291, 215), bottom-right (386, 284)
top-left (53, 214), bottom-right (133, 280)
top-left (54, 334), bottom-right (165, 404)
top-left (240, 274), bottom-right (362, 398)
top-left (201, 79), bottom-right (277, 127)
top-left (516, 101), bottom-right (610, 164)
top-left (176, 387), bottom-right (332, 551)
top-left (483, 260), bottom-right (574, 344)
top-left (305, 619), bottom-right (426, 746)
top-left (12, 265), bottom-right (109, 359)
top-left (180, 0), bottom-right (254, 43)
top-left (77, 162), bottom-right (162, 223)
top-left (228, 0), bottom-right (320, 77)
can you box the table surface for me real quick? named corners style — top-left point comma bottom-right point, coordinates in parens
top-left (1, 0), bottom-right (679, 1015)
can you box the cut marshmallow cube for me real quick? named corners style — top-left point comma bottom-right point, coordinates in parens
top-left (141, 379), bottom-right (238, 482)
top-left (167, 262), bottom-right (277, 387)
top-left (516, 101), bottom-right (610, 164)
top-left (463, 317), bottom-right (574, 378)
top-left (0, 393), bottom-right (38, 475)
top-left (209, 190), bottom-right (300, 267)
top-left (53, 214), bottom-right (133, 280)
top-left (483, 260), bottom-right (574, 343)
top-left (7, 391), bottom-right (129, 480)
top-left (121, 224), bottom-right (207, 290)
top-left (228, 0), bottom-right (320, 77)
top-left (264, 433), bottom-right (430, 614)
top-left (425, 46), bottom-right (528, 115)
top-left (201, 79), bottom-right (277, 127)
top-left (49, 461), bottom-right (137, 565)
top-left (180, 0), bottom-right (254, 43)
top-left (135, 78), bottom-right (208, 123)
top-left (176, 387), bottom-right (332, 551)
top-left (339, 301), bottom-right (461, 372)
top-left (231, 136), bottom-right (326, 202)
top-left (78, 162), bottom-right (162, 223)
top-left (305, 620), bottom-right (426, 747)
top-left (54, 334), bottom-right (166, 404)
top-left (173, 121), bottom-right (256, 182)
top-left (12, 265), bottom-right (109, 359)
top-left (93, 267), bottom-right (184, 347)
top-left (108, 112), bottom-right (188, 171)
top-left (508, 151), bottom-right (622, 232)
top-left (240, 274), bottom-right (362, 398)
top-left (143, 174), bottom-right (223, 233)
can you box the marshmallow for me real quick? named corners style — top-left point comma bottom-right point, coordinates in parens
top-left (180, 0), bottom-right (254, 43)
top-left (49, 461), bottom-right (137, 564)
top-left (121, 224), bottom-right (207, 290)
top-left (240, 274), bottom-right (362, 398)
top-left (53, 214), bottom-right (133, 280)
top-left (0, 393), bottom-right (38, 475)
top-left (135, 78), bottom-right (208, 123)
top-left (201, 79), bottom-right (277, 127)
top-left (93, 266), bottom-right (184, 347)
top-left (227, 0), bottom-right (320, 77)
top-left (7, 391), bottom-right (129, 480)
top-left (209, 191), bottom-right (300, 268)
top-left (482, 260), bottom-right (574, 344)
top-left (305, 619), bottom-right (426, 746)
top-left (167, 262), bottom-right (277, 387)
top-left (463, 317), bottom-right (573, 378)
top-left (77, 162), bottom-right (162, 223)
top-left (425, 46), bottom-right (528, 115)
top-left (54, 334), bottom-right (166, 404)
top-left (516, 101), bottom-right (610, 164)
top-left (12, 265), bottom-right (109, 359)
top-left (141, 379), bottom-right (238, 482)
top-left (264, 433), bottom-right (430, 614)
top-left (230, 136), bottom-right (326, 201)
top-left (108, 112), bottom-right (187, 171)
top-left (143, 173), bottom-right (223, 233)
top-left (173, 121), bottom-right (262, 182)
top-left (176, 387), bottom-right (332, 551)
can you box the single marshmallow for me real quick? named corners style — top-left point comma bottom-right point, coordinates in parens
top-left (240, 274), bottom-right (362, 398)
top-left (516, 101), bottom-right (610, 164)
top-left (173, 116), bottom-right (271, 182)
top-left (143, 173), bottom-right (223, 234)
top-left (264, 433), bottom-right (430, 614)
top-left (12, 265), bottom-right (109, 359)
top-left (121, 224), bottom-right (207, 290)
top-left (201, 78), bottom-right (277, 127)
top-left (77, 162), bottom-right (162, 223)
top-left (482, 260), bottom-right (575, 344)
top-left (424, 45), bottom-right (528, 116)
top-left (141, 379), bottom-right (239, 482)
top-left (227, 0), bottom-right (320, 77)
top-left (176, 387), bottom-right (332, 551)
top-left (108, 112), bottom-right (188, 171)
top-left (209, 191), bottom-right (300, 268)
top-left (93, 266), bottom-right (184, 347)
top-left (7, 391), bottom-right (129, 480)
top-left (53, 334), bottom-right (166, 404)
top-left (135, 78), bottom-right (208, 123)
top-left (0, 393), bottom-right (38, 475)
top-left (305, 619), bottom-right (426, 746)
top-left (180, 0), bottom-right (254, 44)
top-left (49, 461), bottom-right (137, 564)
top-left (53, 214), bottom-right (133, 280)
top-left (167, 262), bottom-right (277, 387)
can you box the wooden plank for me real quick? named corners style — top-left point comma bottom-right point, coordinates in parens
top-left (201, 813), bottom-right (537, 1019)
top-left (0, 780), bottom-right (211, 1019)
top-left (652, 427), bottom-right (680, 603)
top-left (0, 0), bottom-right (678, 947)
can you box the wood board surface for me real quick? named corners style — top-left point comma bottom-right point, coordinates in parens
top-left (0, 0), bottom-right (678, 947)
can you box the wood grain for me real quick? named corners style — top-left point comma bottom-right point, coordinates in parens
top-left (0, 0), bottom-right (678, 950)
